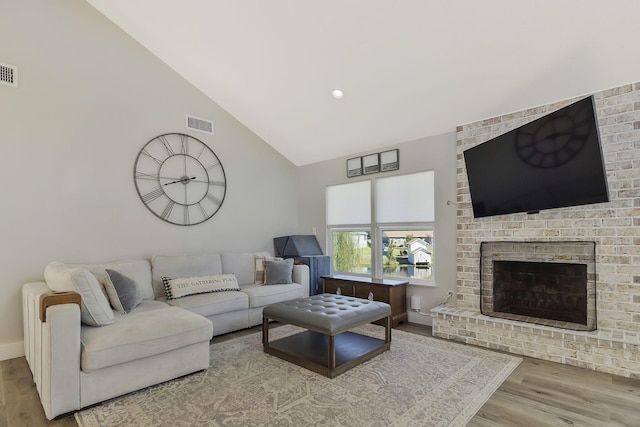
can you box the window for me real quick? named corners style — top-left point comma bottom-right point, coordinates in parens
top-left (376, 171), bottom-right (434, 282)
top-left (326, 181), bottom-right (371, 275)
top-left (327, 171), bottom-right (435, 285)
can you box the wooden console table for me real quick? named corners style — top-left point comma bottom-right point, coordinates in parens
top-left (322, 275), bottom-right (408, 327)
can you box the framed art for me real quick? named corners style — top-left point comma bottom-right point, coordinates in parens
top-left (347, 157), bottom-right (363, 177)
top-left (363, 153), bottom-right (380, 174)
top-left (380, 149), bottom-right (399, 171)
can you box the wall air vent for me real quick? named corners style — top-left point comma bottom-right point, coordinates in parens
top-left (0, 62), bottom-right (18, 88)
top-left (186, 114), bottom-right (214, 135)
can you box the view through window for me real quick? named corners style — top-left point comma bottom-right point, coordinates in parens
top-left (381, 229), bottom-right (433, 280)
top-left (331, 230), bottom-right (372, 275)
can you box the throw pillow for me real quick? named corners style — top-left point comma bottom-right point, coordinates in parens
top-left (162, 274), bottom-right (240, 300)
top-left (264, 259), bottom-right (294, 285)
top-left (103, 269), bottom-right (142, 314)
top-left (254, 255), bottom-right (283, 284)
top-left (69, 268), bottom-right (115, 327)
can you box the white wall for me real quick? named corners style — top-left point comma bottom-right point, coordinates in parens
top-left (296, 132), bottom-right (458, 325)
top-left (0, 0), bottom-right (299, 355)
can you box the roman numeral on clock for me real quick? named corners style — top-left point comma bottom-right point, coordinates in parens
top-left (141, 187), bottom-right (164, 204)
top-left (158, 135), bottom-right (174, 156)
top-left (179, 134), bottom-right (189, 155)
top-left (206, 192), bottom-right (222, 205)
top-left (135, 172), bottom-right (159, 181)
top-left (161, 200), bottom-right (175, 220)
top-left (141, 149), bottom-right (163, 165)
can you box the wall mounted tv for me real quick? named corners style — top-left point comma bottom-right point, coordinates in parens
top-left (463, 95), bottom-right (609, 218)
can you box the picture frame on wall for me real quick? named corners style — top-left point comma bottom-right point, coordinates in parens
top-left (363, 153), bottom-right (380, 174)
top-left (347, 157), bottom-right (363, 177)
top-left (380, 149), bottom-right (399, 171)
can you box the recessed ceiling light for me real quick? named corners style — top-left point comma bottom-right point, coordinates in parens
top-left (332, 89), bottom-right (344, 99)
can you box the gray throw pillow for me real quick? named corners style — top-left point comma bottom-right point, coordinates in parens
top-left (104, 269), bottom-right (142, 314)
top-left (263, 259), bottom-right (294, 285)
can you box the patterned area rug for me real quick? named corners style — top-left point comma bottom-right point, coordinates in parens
top-left (76, 324), bottom-right (521, 427)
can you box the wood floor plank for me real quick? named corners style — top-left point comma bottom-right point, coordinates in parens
top-left (1, 358), bottom-right (31, 381)
top-left (496, 378), bottom-right (612, 422)
top-left (6, 397), bottom-right (75, 427)
top-left (0, 404), bottom-right (7, 427)
top-left (472, 389), bottom-right (619, 427)
top-left (525, 374), bottom-right (639, 414)
top-left (0, 363), bottom-right (4, 405)
top-left (466, 416), bottom-right (503, 427)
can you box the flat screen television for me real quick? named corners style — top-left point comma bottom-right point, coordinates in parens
top-left (463, 95), bottom-right (609, 218)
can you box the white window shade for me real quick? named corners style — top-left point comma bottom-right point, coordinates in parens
top-left (327, 181), bottom-right (371, 225)
top-left (375, 171), bottom-right (434, 222)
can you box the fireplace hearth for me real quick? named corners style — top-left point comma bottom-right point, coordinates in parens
top-left (480, 241), bottom-right (596, 331)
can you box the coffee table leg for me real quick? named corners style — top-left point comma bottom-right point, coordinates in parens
top-left (262, 316), bottom-right (269, 350)
top-left (385, 315), bottom-right (391, 343)
top-left (328, 334), bottom-right (336, 371)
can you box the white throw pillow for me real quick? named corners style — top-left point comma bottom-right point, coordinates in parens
top-left (69, 268), bottom-right (115, 327)
top-left (162, 274), bottom-right (240, 300)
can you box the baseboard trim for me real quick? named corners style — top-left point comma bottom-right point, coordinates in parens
top-left (0, 340), bottom-right (25, 361)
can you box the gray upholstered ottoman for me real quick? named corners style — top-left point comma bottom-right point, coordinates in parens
top-left (262, 293), bottom-right (391, 378)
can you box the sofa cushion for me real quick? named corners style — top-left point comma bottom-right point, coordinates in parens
top-left (152, 253), bottom-right (223, 299)
top-left (264, 259), bottom-right (294, 285)
top-left (241, 284), bottom-right (305, 308)
top-left (220, 252), bottom-right (257, 286)
top-left (69, 268), bottom-right (115, 327)
top-left (166, 290), bottom-right (249, 317)
top-left (104, 269), bottom-right (142, 314)
top-left (80, 303), bottom-right (212, 372)
top-left (162, 274), bottom-right (240, 300)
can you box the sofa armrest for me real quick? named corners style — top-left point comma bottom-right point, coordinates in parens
top-left (292, 264), bottom-right (310, 297)
top-left (39, 292), bottom-right (81, 322)
top-left (23, 282), bottom-right (81, 419)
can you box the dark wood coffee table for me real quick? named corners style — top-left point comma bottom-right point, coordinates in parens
top-left (262, 294), bottom-right (391, 378)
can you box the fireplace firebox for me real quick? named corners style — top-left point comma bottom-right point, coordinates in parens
top-left (480, 241), bottom-right (596, 331)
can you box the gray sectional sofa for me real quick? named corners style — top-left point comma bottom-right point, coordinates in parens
top-left (22, 251), bottom-right (310, 419)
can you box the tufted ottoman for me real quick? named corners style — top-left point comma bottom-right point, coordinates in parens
top-left (262, 293), bottom-right (391, 378)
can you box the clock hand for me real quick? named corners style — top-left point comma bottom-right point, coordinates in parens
top-left (163, 177), bottom-right (197, 186)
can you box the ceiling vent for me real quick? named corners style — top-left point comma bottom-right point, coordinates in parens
top-left (0, 62), bottom-right (18, 88)
top-left (186, 114), bottom-right (214, 135)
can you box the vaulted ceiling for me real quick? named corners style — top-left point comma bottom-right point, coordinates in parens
top-left (87, 0), bottom-right (640, 166)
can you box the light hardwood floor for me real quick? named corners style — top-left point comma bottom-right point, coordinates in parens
top-left (2, 323), bottom-right (639, 426)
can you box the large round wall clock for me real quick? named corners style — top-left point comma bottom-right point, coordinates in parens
top-left (134, 133), bottom-right (227, 226)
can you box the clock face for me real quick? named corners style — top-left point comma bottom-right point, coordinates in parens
top-left (134, 133), bottom-right (226, 225)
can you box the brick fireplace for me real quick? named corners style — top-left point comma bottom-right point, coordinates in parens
top-left (432, 82), bottom-right (640, 379)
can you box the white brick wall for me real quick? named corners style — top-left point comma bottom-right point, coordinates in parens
top-left (435, 82), bottom-right (640, 379)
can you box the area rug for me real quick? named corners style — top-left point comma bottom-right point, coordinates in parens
top-left (75, 324), bottom-right (521, 427)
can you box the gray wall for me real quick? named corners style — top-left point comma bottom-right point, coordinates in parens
top-left (296, 132), bottom-right (458, 325)
top-left (0, 0), bottom-right (299, 354)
